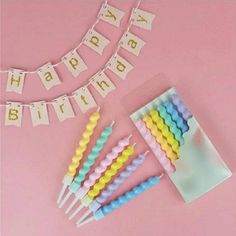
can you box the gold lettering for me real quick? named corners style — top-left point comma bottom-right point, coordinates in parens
top-left (59, 104), bottom-right (64, 113)
top-left (128, 40), bottom-right (137, 49)
top-left (116, 60), bottom-right (126, 72)
top-left (137, 15), bottom-right (147, 23)
top-left (69, 58), bottom-right (79, 70)
top-left (8, 109), bottom-right (18, 120)
top-left (96, 81), bottom-right (109, 91)
top-left (44, 72), bottom-right (53, 82)
top-left (37, 110), bottom-right (41, 119)
top-left (90, 36), bottom-right (100, 47)
top-left (10, 74), bottom-right (21, 87)
top-left (81, 95), bottom-right (88, 105)
top-left (105, 10), bottom-right (116, 21)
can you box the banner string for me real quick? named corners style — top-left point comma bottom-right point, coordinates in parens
top-left (0, 0), bottom-right (142, 108)
top-left (0, 0), bottom-right (109, 74)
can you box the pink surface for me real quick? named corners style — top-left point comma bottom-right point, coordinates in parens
top-left (1, 0), bottom-right (236, 235)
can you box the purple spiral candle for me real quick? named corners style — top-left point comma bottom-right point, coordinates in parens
top-left (82, 135), bottom-right (131, 190)
top-left (95, 153), bottom-right (146, 204)
top-left (135, 119), bottom-right (175, 174)
top-left (171, 94), bottom-right (192, 121)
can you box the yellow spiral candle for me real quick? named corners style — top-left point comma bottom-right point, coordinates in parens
top-left (149, 110), bottom-right (180, 154)
top-left (143, 115), bottom-right (178, 162)
top-left (87, 145), bottom-right (134, 200)
top-left (66, 111), bottom-right (100, 177)
top-left (57, 109), bottom-right (101, 205)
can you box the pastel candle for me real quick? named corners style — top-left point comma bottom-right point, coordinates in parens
top-left (157, 105), bottom-right (184, 145)
top-left (143, 115), bottom-right (178, 161)
top-left (135, 119), bottom-right (175, 173)
top-left (77, 152), bottom-right (147, 225)
top-left (77, 174), bottom-right (163, 228)
top-left (170, 94), bottom-right (192, 121)
top-left (65, 135), bottom-right (132, 215)
top-left (57, 109), bottom-right (100, 205)
top-left (149, 109), bottom-right (180, 154)
top-left (163, 101), bottom-right (189, 133)
top-left (59, 122), bottom-right (114, 209)
top-left (68, 145), bottom-right (135, 219)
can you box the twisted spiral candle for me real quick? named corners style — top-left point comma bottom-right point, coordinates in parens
top-left (72, 124), bottom-right (114, 188)
top-left (66, 111), bottom-right (100, 177)
top-left (96, 153), bottom-right (146, 204)
top-left (83, 135), bottom-right (131, 191)
top-left (171, 94), bottom-right (192, 121)
top-left (69, 145), bottom-right (135, 219)
top-left (157, 105), bottom-right (184, 145)
top-left (135, 119), bottom-right (175, 173)
top-left (143, 115), bottom-right (178, 161)
top-left (75, 152), bottom-right (147, 224)
top-left (57, 110), bottom-right (100, 205)
top-left (59, 122), bottom-right (114, 209)
top-left (65, 135), bottom-right (131, 215)
top-left (87, 145), bottom-right (134, 200)
top-left (149, 109), bottom-right (180, 154)
top-left (77, 174), bottom-right (163, 228)
top-left (163, 101), bottom-right (189, 133)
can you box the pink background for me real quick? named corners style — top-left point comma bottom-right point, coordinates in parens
top-left (1, 0), bottom-right (236, 235)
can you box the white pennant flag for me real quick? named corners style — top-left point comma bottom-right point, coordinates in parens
top-left (5, 102), bottom-right (23, 127)
top-left (83, 29), bottom-right (110, 55)
top-left (99, 3), bottom-right (125, 27)
top-left (6, 69), bottom-right (25, 94)
top-left (37, 63), bottom-right (61, 90)
top-left (63, 50), bottom-right (88, 78)
top-left (52, 96), bottom-right (75, 122)
top-left (90, 72), bottom-right (115, 98)
top-left (108, 55), bottom-right (133, 80)
top-left (120, 31), bottom-right (146, 56)
top-left (73, 86), bottom-right (97, 113)
top-left (131, 9), bottom-right (156, 30)
top-left (29, 101), bottom-right (49, 127)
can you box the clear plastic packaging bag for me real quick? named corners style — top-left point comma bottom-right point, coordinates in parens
top-left (123, 76), bottom-right (232, 203)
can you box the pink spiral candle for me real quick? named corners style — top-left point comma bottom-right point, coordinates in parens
top-left (65, 135), bottom-right (133, 215)
top-left (135, 120), bottom-right (175, 174)
top-left (82, 135), bottom-right (132, 189)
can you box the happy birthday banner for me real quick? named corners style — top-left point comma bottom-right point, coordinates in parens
top-left (4, 1), bottom-right (125, 93)
top-left (1, 0), bottom-right (156, 127)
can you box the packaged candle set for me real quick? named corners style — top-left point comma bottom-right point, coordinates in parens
top-left (123, 76), bottom-right (232, 203)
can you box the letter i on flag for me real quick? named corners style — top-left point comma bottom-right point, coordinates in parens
top-left (29, 101), bottom-right (49, 127)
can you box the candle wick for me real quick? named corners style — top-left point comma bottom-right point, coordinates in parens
top-left (127, 134), bottom-right (132, 139)
top-left (110, 120), bottom-right (115, 127)
top-left (143, 150), bottom-right (150, 156)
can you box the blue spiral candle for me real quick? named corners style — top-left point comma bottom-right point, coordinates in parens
top-left (77, 174), bottom-right (163, 227)
top-left (163, 101), bottom-right (189, 133)
top-left (76, 153), bottom-right (147, 225)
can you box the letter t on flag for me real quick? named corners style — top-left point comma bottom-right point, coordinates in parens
top-left (73, 87), bottom-right (97, 113)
